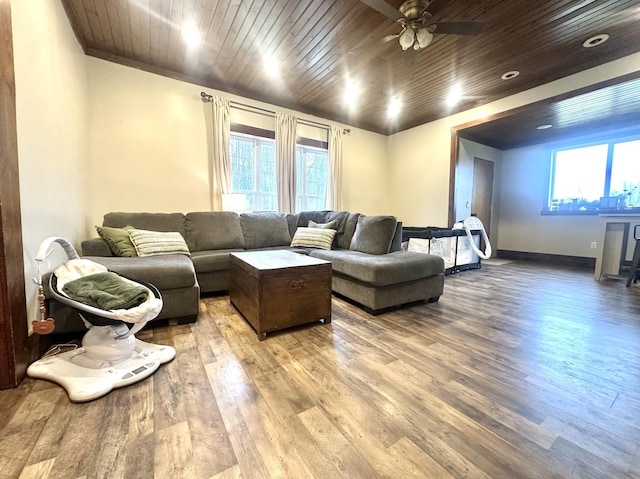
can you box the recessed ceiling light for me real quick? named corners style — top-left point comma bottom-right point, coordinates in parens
top-left (387, 97), bottom-right (402, 119)
top-left (583, 34), bottom-right (609, 48)
top-left (263, 57), bottom-right (280, 78)
top-left (344, 80), bottom-right (360, 110)
top-left (445, 85), bottom-right (463, 107)
top-left (536, 124), bottom-right (553, 130)
top-left (181, 25), bottom-right (201, 47)
top-left (501, 71), bottom-right (519, 80)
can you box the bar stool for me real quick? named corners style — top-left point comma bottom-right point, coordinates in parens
top-left (626, 225), bottom-right (640, 287)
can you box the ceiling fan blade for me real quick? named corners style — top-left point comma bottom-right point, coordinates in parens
top-left (382, 33), bottom-right (400, 42)
top-left (432, 21), bottom-right (485, 35)
top-left (360, 0), bottom-right (405, 22)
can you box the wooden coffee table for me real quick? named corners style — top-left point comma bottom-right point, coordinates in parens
top-left (229, 250), bottom-right (332, 340)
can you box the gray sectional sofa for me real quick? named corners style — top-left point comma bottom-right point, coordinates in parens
top-left (46, 210), bottom-right (444, 333)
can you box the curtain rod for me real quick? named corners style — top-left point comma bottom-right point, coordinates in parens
top-left (200, 91), bottom-right (350, 134)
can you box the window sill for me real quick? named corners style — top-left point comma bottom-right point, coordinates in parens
top-left (541, 208), bottom-right (640, 216)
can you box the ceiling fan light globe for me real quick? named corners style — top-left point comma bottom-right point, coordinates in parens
top-left (399, 28), bottom-right (415, 50)
top-left (416, 28), bottom-right (433, 48)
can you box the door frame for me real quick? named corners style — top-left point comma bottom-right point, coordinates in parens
top-left (0, 0), bottom-right (34, 389)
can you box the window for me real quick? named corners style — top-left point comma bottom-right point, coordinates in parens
top-left (548, 137), bottom-right (640, 212)
top-left (229, 133), bottom-right (276, 211)
top-left (229, 128), bottom-right (330, 213)
top-left (295, 144), bottom-right (329, 212)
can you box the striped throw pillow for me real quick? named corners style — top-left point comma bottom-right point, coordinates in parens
top-left (290, 227), bottom-right (336, 250)
top-left (128, 229), bottom-right (191, 257)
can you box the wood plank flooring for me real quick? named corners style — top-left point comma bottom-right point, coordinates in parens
top-left (1, 260), bottom-right (640, 478)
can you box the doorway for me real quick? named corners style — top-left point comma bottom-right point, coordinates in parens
top-left (471, 157), bottom-right (494, 243)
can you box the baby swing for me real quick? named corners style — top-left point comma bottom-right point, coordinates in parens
top-left (27, 237), bottom-right (176, 402)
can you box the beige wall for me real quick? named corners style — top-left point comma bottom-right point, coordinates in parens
top-left (86, 57), bottom-right (389, 226)
top-left (498, 145), bottom-right (599, 257)
top-left (12, 0), bottom-right (89, 329)
top-left (388, 52), bottom-right (640, 256)
top-left (457, 139), bottom-right (503, 246)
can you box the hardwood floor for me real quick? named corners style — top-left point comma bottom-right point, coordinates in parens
top-left (1, 260), bottom-right (640, 479)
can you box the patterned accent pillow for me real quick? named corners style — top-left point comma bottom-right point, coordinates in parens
top-left (128, 229), bottom-right (191, 257)
top-left (290, 227), bottom-right (336, 250)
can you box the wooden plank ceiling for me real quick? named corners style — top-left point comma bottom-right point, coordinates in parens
top-left (61, 0), bottom-right (640, 141)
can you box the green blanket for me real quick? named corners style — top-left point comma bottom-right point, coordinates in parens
top-left (62, 272), bottom-right (149, 310)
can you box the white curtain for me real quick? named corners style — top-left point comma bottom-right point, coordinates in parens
top-left (327, 125), bottom-right (343, 210)
top-left (276, 112), bottom-right (298, 213)
top-left (210, 96), bottom-right (231, 211)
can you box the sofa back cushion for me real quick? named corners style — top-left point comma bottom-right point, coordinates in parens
top-left (103, 212), bottom-right (186, 238)
top-left (390, 221), bottom-right (403, 252)
top-left (337, 212), bottom-right (361, 249)
top-left (240, 212), bottom-right (291, 249)
top-left (285, 213), bottom-right (299, 239)
top-left (185, 212), bottom-right (244, 251)
top-left (349, 215), bottom-right (398, 255)
top-left (298, 210), bottom-right (349, 248)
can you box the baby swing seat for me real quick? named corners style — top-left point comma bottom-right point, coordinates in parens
top-left (27, 237), bottom-right (176, 402)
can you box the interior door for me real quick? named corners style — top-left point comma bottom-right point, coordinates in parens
top-left (472, 157), bottom-right (494, 243)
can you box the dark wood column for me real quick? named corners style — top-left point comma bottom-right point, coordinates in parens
top-left (0, 0), bottom-right (30, 388)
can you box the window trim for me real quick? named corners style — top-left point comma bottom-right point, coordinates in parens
top-left (231, 123), bottom-right (328, 149)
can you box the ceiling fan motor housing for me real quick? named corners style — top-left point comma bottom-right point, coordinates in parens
top-left (399, 0), bottom-right (432, 22)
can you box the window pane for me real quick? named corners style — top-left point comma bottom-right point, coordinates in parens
top-left (230, 137), bottom-right (254, 192)
top-left (229, 133), bottom-right (276, 211)
top-left (611, 139), bottom-right (640, 207)
top-left (295, 145), bottom-right (328, 213)
top-left (551, 145), bottom-right (608, 207)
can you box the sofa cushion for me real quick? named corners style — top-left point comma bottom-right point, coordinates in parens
top-left (309, 250), bottom-right (444, 286)
top-left (337, 212), bottom-right (361, 249)
top-left (286, 213), bottom-right (299, 239)
top-left (96, 225), bottom-right (137, 257)
top-left (83, 254), bottom-right (197, 290)
top-left (290, 227), bottom-right (336, 250)
top-left (349, 215), bottom-right (397, 255)
top-left (103, 212), bottom-right (187, 238)
top-left (129, 229), bottom-right (191, 257)
top-left (190, 248), bottom-right (243, 273)
top-left (185, 212), bottom-right (244, 251)
top-left (240, 212), bottom-right (291, 249)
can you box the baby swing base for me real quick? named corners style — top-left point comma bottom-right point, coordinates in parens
top-left (27, 338), bottom-right (176, 402)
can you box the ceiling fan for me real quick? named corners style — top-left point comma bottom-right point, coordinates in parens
top-left (360, 0), bottom-right (485, 51)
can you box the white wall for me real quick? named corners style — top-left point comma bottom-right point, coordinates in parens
top-left (12, 0), bottom-right (89, 330)
top-left (497, 145), bottom-right (599, 257)
top-left (456, 139), bottom-right (503, 245)
top-left (388, 52), bottom-right (640, 256)
top-left (86, 57), bottom-right (390, 226)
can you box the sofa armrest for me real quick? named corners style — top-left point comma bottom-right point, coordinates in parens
top-left (81, 238), bottom-right (113, 257)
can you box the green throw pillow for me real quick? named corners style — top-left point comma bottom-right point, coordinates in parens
top-left (96, 225), bottom-right (138, 257)
top-left (308, 220), bottom-right (337, 230)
